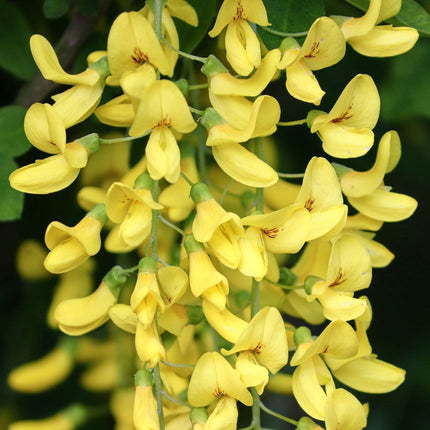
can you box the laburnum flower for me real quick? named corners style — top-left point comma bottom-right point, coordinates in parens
top-left (8, 338), bottom-right (76, 393)
top-left (201, 92), bottom-right (280, 187)
top-left (135, 319), bottom-right (166, 367)
top-left (54, 266), bottom-right (127, 335)
top-left (305, 233), bottom-right (371, 321)
top-left (324, 298), bottom-right (406, 394)
top-left (107, 11), bottom-right (172, 79)
top-left (130, 257), bottom-right (165, 329)
top-left (8, 404), bottom-right (87, 430)
top-left (190, 182), bottom-right (243, 268)
top-left (208, 0), bottom-right (270, 76)
top-left (15, 239), bottom-right (51, 281)
top-left (30, 35), bottom-right (108, 128)
top-left (308, 74), bottom-right (380, 158)
top-left (105, 173), bottom-right (163, 247)
top-left (277, 17), bottom-right (345, 105)
top-left (128, 79), bottom-right (197, 183)
top-left (238, 225), bottom-right (268, 281)
top-left (337, 130), bottom-right (418, 222)
top-left (110, 387), bottom-right (134, 430)
top-left (44, 204), bottom-right (108, 274)
top-left (188, 351), bottom-right (253, 407)
top-left (184, 235), bottom-right (229, 311)
top-left (159, 142), bottom-right (200, 221)
top-left (290, 321), bottom-right (359, 421)
top-left (339, 0), bottom-right (418, 57)
top-left (222, 307), bottom-right (288, 393)
top-left (133, 369), bottom-right (159, 430)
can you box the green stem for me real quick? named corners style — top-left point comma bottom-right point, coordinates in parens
top-left (219, 178), bottom-right (233, 206)
top-left (99, 132), bottom-right (151, 144)
top-left (189, 83), bottom-right (209, 90)
top-left (277, 172), bottom-right (305, 179)
top-left (150, 180), bottom-right (160, 259)
top-left (263, 277), bottom-right (304, 291)
top-left (161, 36), bottom-right (207, 63)
top-left (153, 364), bottom-right (165, 430)
top-left (181, 172), bottom-right (195, 186)
top-left (259, 26), bottom-right (308, 38)
top-left (259, 401), bottom-right (298, 426)
top-left (251, 388), bottom-right (262, 430)
top-left (158, 214), bottom-right (187, 237)
top-left (161, 360), bottom-right (195, 368)
top-left (189, 106), bottom-right (205, 115)
top-left (162, 391), bottom-right (192, 408)
top-left (277, 119), bottom-right (307, 126)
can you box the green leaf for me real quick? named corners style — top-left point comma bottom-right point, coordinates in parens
top-left (174, 0), bottom-right (217, 53)
top-left (43, 0), bottom-right (70, 19)
top-left (0, 157), bottom-right (24, 221)
top-left (259, 0), bottom-right (325, 50)
top-left (345, 0), bottom-right (430, 36)
top-left (380, 38), bottom-right (430, 121)
top-left (0, 106), bottom-right (30, 158)
top-left (0, 0), bottom-right (36, 80)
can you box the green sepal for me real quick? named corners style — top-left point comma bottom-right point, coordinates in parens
top-left (134, 368), bottom-right (154, 386)
top-left (75, 133), bottom-right (100, 156)
top-left (331, 162), bottom-right (353, 178)
top-left (103, 265), bottom-right (128, 298)
top-left (296, 416), bottom-right (320, 430)
top-left (280, 36), bottom-right (300, 54)
top-left (175, 78), bottom-right (189, 97)
top-left (184, 234), bottom-right (205, 255)
top-left (190, 182), bottom-right (212, 203)
top-left (306, 110), bottom-right (326, 128)
top-left (294, 326), bottom-right (313, 346)
top-left (134, 172), bottom-right (155, 190)
top-left (87, 203), bottom-right (108, 224)
top-left (138, 257), bottom-right (158, 273)
top-left (201, 54), bottom-right (228, 78)
top-left (89, 55), bottom-right (110, 80)
top-left (190, 407), bottom-right (208, 424)
top-left (200, 107), bottom-right (224, 131)
top-left (58, 336), bottom-right (78, 356)
top-left (62, 403), bottom-right (88, 426)
top-left (185, 304), bottom-right (205, 325)
top-left (279, 267), bottom-right (298, 286)
top-left (304, 275), bottom-right (324, 295)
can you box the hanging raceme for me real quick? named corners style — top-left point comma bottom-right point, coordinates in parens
top-left (6, 0), bottom-right (422, 429)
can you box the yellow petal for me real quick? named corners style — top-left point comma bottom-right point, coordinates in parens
top-left (30, 34), bottom-right (99, 85)
top-left (319, 290), bottom-right (367, 321)
top-left (340, 131), bottom-right (399, 197)
top-left (55, 282), bottom-right (116, 335)
top-left (325, 388), bottom-right (367, 430)
top-left (348, 25), bottom-right (419, 57)
top-left (341, 0), bottom-right (381, 40)
top-left (188, 352), bottom-right (253, 406)
top-left (24, 103), bottom-right (66, 154)
top-left (108, 304), bottom-right (137, 333)
top-left (119, 63), bottom-right (157, 99)
top-left (202, 300), bottom-right (247, 344)
top-left (8, 345), bottom-right (73, 393)
top-left (238, 226), bottom-right (268, 281)
top-left (9, 154), bottom-right (79, 194)
top-left (348, 187), bottom-right (418, 221)
top-left (166, 0), bottom-right (198, 26)
top-left (95, 94), bottom-right (135, 127)
top-left (158, 265), bottom-right (188, 306)
top-left (286, 60), bottom-right (325, 105)
top-left (210, 49), bottom-right (281, 96)
top-left (332, 357), bottom-right (405, 393)
top-left (282, 289), bottom-right (326, 325)
top-left (130, 79), bottom-right (196, 136)
top-left (212, 142), bottom-right (278, 188)
top-left (107, 12), bottom-right (172, 78)
top-left (133, 385), bottom-right (160, 430)
top-left (135, 321), bottom-right (166, 367)
top-left (235, 351), bottom-right (268, 394)
top-left (205, 396), bottom-right (239, 430)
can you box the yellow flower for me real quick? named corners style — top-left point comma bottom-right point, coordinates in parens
top-left (204, 396), bottom-right (239, 430)
top-left (133, 369), bottom-right (159, 430)
top-left (191, 182), bottom-right (243, 268)
top-left (130, 257), bottom-right (165, 329)
top-left (107, 11), bottom-right (172, 79)
top-left (188, 352), bottom-right (253, 407)
top-left (309, 74), bottom-right (380, 158)
top-left (339, 0), bottom-right (418, 57)
top-left (135, 320), bottom-right (166, 368)
top-left (8, 338), bottom-right (75, 393)
top-left (129, 79), bottom-right (197, 183)
top-left (184, 235), bottom-right (229, 310)
top-left (238, 226), bottom-right (268, 281)
top-left (106, 173), bottom-right (162, 247)
top-left (15, 239), bottom-right (51, 281)
top-left (54, 266), bottom-right (127, 335)
top-left (223, 307), bottom-right (288, 374)
top-left (44, 204), bottom-right (108, 274)
top-left (209, 0), bottom-right (270, 76)
top-left (278, 17), bottom-right (345, 105)
top-left (8, 404), bottom-right (87, 430)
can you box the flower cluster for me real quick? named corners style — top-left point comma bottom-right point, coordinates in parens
top-left (8, 1), bottom-right (418, 429)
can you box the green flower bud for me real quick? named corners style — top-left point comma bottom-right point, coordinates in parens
top-left (134, 172), bottom-right (155, 190)
top-left (201, 54), bottom-right (228, 78)
top-left (294, 326), bottom-right (313, 346)
top-left (190, 182), bottom-right (212, 203)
